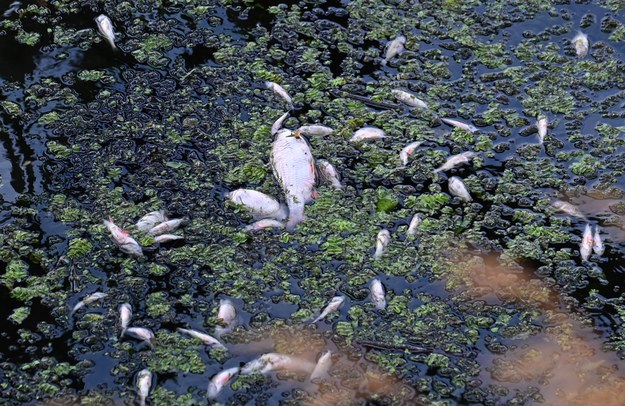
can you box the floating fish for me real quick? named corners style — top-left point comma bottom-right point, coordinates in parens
top-left (153, 234), bottom-right (184, 243)
top-left (552, 200), bottom-right (585, 219)
top-left (299, 124), bottom-right (334, 137)
top-left (271, 112), bottom-right (289, 136)
top-left (382, 35), bottom-right (406, 65)
top-left (215, 299), bottom-right (237, 336)
top-left (370, 279), bottom-right (386, 310)
top-left (147, 218), bottom-right (184, 236)
top-left (70, 292), bottom-right (107, 317)
top-left (245, 219), bottom-right (285, 231)
top-left (391, 89), bottom-right (427, 109)
top-left (536, 116), bottom-right (548, 144)
top-left (125, 327), bottom-right (155, 347)
top-left (136, 369), bottom-right (152, 406)
top-left (593, 225), bottom-right (604, 256)
top-left (434, 151), bottom-right (476, 173)
top-left (309, 351), bottom-right (332, 382)
top-left (207, 366), bottom-right (239, 399)
top-left (316, 159), bottom-right (342, 190)
top-left (349, 127), bottom-right (387, 143)
top-left (136, 210), bottom-right (167, 233)
top-left (95, 15), bottom-right (117, 50)
top-left (271, 129), bottom-right (317, 231)
top-left (119, 303), bottom-right (132, 337)
top-left (399, 141), bottom-right (422, 166)
top-left (448, 176), bottom-right (472, 201)
top-left (103, 218), bottom-right (143, 257)
top-left (241, 353), bottom-right (315, 375)
top-left (227, 189), bottom-right (289, 221)
top-left (407, 214), bottom-right (421, 236)
top-left (177, 328), bottom-right (226, 349)
top-left (265, 81), bottom-right (292, 105)
top-left (580, 223), bottom-right (593, 261)
top-left (311, 295), bottom-right (345, 324)
top-left (441, 118), bottom-right (478, 133)
top-left (572, 31), bottom-right (589, 58)
top-left (374, 229), bottom-right (391, 260)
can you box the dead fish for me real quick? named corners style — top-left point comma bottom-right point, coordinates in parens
top-left (311, 295), bottom-right (345, 324)
top-left (391, 89), bottom-right (427, 109)
top-left (136, 369), bottom-right (152, 406)
top-left (537, 116), bottom-right (548, 144)
top-left (70, 292), bottom-right (107, 317)
top-left (448, 176), bottom-right (472, 201)
top-left (399, 141), bottom-right (422, 166)
top-left (265, 81), bottom-right (292, 105)
top-left (370, 279), bottom-right (386, 310)
top-left (382, 35), bottom-right (406, 65)
top-left (374, 229), bottom-right (391, 260)
top-left (147, 218), bottom-right (184, 236)
top-left (572, 31), bottom-right (589, 58)
top-left (103, 218), bottom-right (143, 257)
top-left (350, 126), bottom-right (387, 143)
top-left (407, 214), bottom-right (421, 236)
top-left (309, 351), bottom-right (332, 382)
top-left (434, 151), bottom-right (476, 173)
top-left (580, 223), bottom-right (593, 261)
top-left (593, 225), bottom-right (604, 256)
top-left (552, 200), bottom-right (586, 219)
top-left (119, 303), bottom-right (132, 337)
top-left (136, 210), bottom-right (167, 233)
top-left (441, 118), bottom-right (478, 133)
top-left (95, 15), bottom-right (116, 50)
top-left (245, 219), bottom-right (285, 231)
top-left (125, 327), bottom-right (155, 347)
top-left (316, 159), bottom-right (342, 190)
top-left (227, 189), bottom-right (289, 221)
top-left (271, 129), bottom-right (317, 231)
top-left (177, 328), bottom-right (226, 349)
top-left (153, 234), bottom-right (184, 243)
top-left (271, 112), bottom-right (289, 136)
top-left (207, 366), bottom-right (239, 399)
top-left (215, 299), bottom-right (237, 336)
top-left (299, 124), bottom-right (334, 137)
top-left (241, 353), bottom-right (315, 375)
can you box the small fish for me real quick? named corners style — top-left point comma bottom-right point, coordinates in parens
top-left (536, 116), bottom-right (548, 144)
top-left (119, 303), bottom-right (132, 337)
top-left (580, 223), bottom-right (593, 261)
top-left (593, 225), bottom-right (604, 256)
top-left (298, 124), bottom-right (334, 137)
top-left (215, 299), bottom-right (237, 336)
top-left (95, 15), bottom-right (117, 50)
top-left (271, 112), bottom-right (289, 136)
top-left (70, 292), bottom-right (108, 317)
top-left (245, 218), bottom-right (285, 231)
top-left (552, 200), bottom-right (586, 219)
top-left (265, 81), bottom-right (292, 105)
top-left (382, 35), bottom-right (406, 65)
top-left (311, 295), bottom-right (345, 324)
top-left (147, 218), bottom-right (184, 236)
top-left (434, 151), bottom-right (476, 173)
top-left (227, 189), bottom-right (289, 221)
top-left (153, 234), bottom-right (184, 243)
top-left (136, 210), bottom-right (167, 233)
top-left (207, 366), bottom-right (239, 399)
top-left (370, 279), bottom-right (386, 310)
top-left (572, 31), bottom-right (589, 58)
top-left (349, 127), bottom-right (387, 143)
top-left (407, 214), bottom-right (421, 236)
top-left (374, 229), bottom-right (391, 260)
top-left (136, 369), bottom-right (152, 406)
top-left (103, 218), bottom-right (143, 257)
top-left (241, 353), bottom-right (315, 375)
top-left (399, 141), bottom-right (422, 166)
top-left (391, 89), bottom-right (427, 109)
top-left (441, 118), bottom-right (478, 133)
top-left (316, 159), bottom-right (342, 190)
top-left (448, 176), bottom-right (472, 201)
top-left (309, 351), bottom-right (332, 382)
top-left (125, 327), bottom-right (155, 347)
top-left (177, 328), bottom-right (226, 349)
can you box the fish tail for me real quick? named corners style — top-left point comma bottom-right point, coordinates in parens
top-left (285, 204), bottom-right (305, 232)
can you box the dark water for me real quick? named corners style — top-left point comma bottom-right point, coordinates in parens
top-left (2, 0), bottom-right (625, 405)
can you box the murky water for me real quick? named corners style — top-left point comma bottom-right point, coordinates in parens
top-left (2, 0), bottom-right (625, 405)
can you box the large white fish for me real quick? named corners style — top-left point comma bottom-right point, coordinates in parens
top-left (374, 229), bottom-right (391, 260)
top-left (399, 141), bottom-right (422, 166)
top-left (265, 81), bottom-right (292, 105)
top-left (448, 176), bottom-right (472, 201)
top-left (593, 225), bottom-right (604, 256)
top-left (69, 292), bottom-right (107, 317)
top-left (95, 15), bottom-right (117, 50)
top-left (215, 299), bottom-right (237, 336)
top-left (271, 129), bottom-right (317, 231)
top-left (434, 152), bottom-right (476, 173)
top-left (441, 118), bottom-right (478, 133)
top-left (580, 223), bottom-right (593, 261)
top-left (572, 31), bottom-right (589, 58)
top-left (309, 351), bottom-right (332, 382)
top-left (370, 279), bottom-right (386, 310)
top-left (391, 89), bottom-right (427, 109)
top-left (119, 303), bottom-right (132, 337)
top-left (207, 366), bottom-right (239, 399)
top-left (136, 210), bottom-right (167, 233)
top-left (536, 116), bottom-right (548, 144)
top-left (227, 189), bottom-right (288, 221)
top-left (382, 35), bottom-right (406, 65)
top-left (299, 124), bottom-right (334, 137)
top-left (241, 353), bottom-right (315, 375)
top-left (104, 218), bottom-right (143, 257)
top-left (311, 295), bottom-right (345, 324)
top-left (136, 369), bottom-right (152, 406)
top-left (350, 127), bottom-right (387, 143)
top-left (316, 159), bottom-right (342, 190)
top-left (177, 328), bottom-right (226, 349)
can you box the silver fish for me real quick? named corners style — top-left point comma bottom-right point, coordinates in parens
top-left (136, 210), bottom-right (167, 233)
top-left (119, 303), bottom-right (132, 337)
top-left (537, 116), bottom-right (548, 144)
top-left (434, 151), bottom-right (476, 173)
top-left (399, 141), bottom-right (422, 166)
top-left (580, 223), bottom-right (593, 261)
top-left (147, 218), bottom-right (184, 236)
top-left (95, 15), bottom-right (116, 50)
top-left (407, 214), bottom-right (421, 236)
top-left (245, 218), bottom-right (285, 231)
top-left (241, 353), bottom-right (315, 375)
top-left (441, 118), bottom-right (478, 133)
top-left (215, 299), bottom-right (237, 336)
top-left (126, 327), bottom-right (155, 347)
top-left (316, 159), bottom-right (342, 190)
top-left (382, 35), bottom-right (406, 65)
top-left (374, 229), bottom-right (391, 260)
top-left (271, 112), bottom-right (289, 136)
top-left (227, 189), bottom-right (289, 221)
top-left (370, 279), bottom-right (386, 310)
top-left (309, 350), bottom-right (332, 382)
top-left (593, 225), bottom-right (604, 256)
top-left (70, 292), bottom-right (107, 317)
top-left (391, 89), bottom-right (427, 109)
top-left (103, 218), bottom-right (143, 257)
top-left (299, 124), bottom-right (334, 137)
top-left (349, 126), bottom-right (387, 143)
top-left (207, 366), bottom-right (239, 399)
top-left (552, 200), bottom-right (585, 219)
top-left (448, 176), bottom-right (472, 201)
top-left (572, 31), bottom-right (589, 58)
top-left (265, 81), bottom-right (292, 105)
top-left (311, 295), bottom-right (345, 324)
top-left (153, 234), bottom-right (184, 243)
top-left (271, 129), bottom-right (317, 231)
top-left (136, 369), bottom-right (152, 406)
top-left (177, 328), bottom-right (226, 349)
